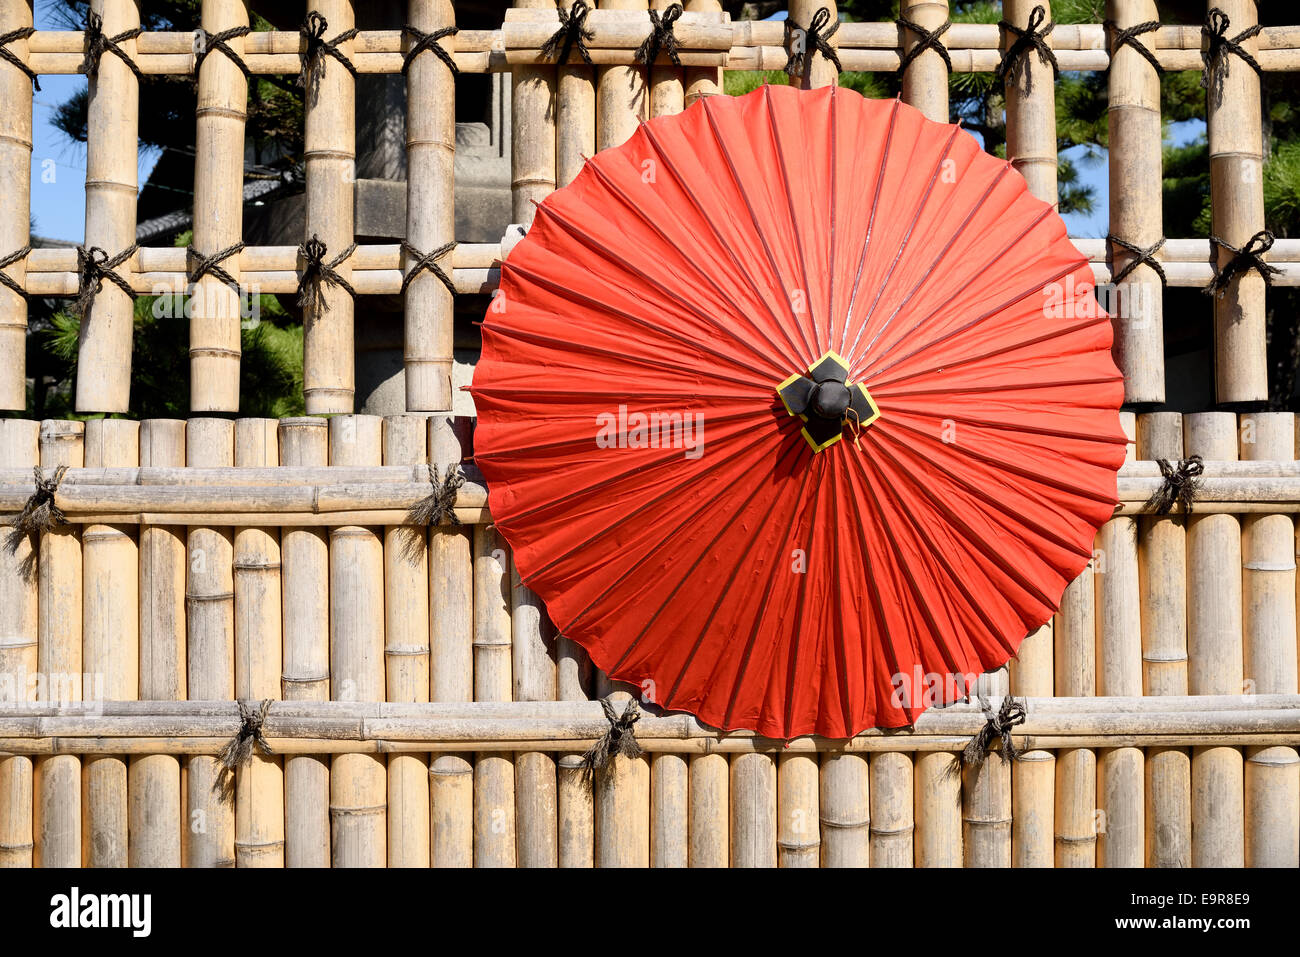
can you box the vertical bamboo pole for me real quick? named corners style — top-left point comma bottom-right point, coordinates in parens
top-left (512, 551), bottom-right (557, 867)
top-left (329, 415), bottom-right (386, 867)
top-left (184, 418), bottom-right (235, 868)
top-left (279, 417), bottom-right (331, 867)
top-left (682, 0), bottom-right (721, 108)
top-left (596, 0), bottom-right (648, 151)
top-left (1240, 413), bottom-right (1299, 867)
top-left (1002, 0), bottom-right (1056, 202)
top-left (1185, 411), bottom-right (1244, 866)
top-left (688, 752), bottom-right (727, 866)
top-left (82, 418), bottom-right (139, 867)
top-left (556, 636), bottom-right (594, 866)
top-left (0, 0), bottom-right (33, 409)
top-left (233, 418), bottom-right (284, 867)
top-left (556, 52), bottom-right (594, 190)
top-left (819, 752), bottom-right (869, 867)
top-left (1207, 0), bottom-right (1266, 403)
top-left (1095, 412), bottom-right (1144, 867)
top-left (914, 751), bottom-right (961, 867)
top-left (899, 0), bottom-right (948, 122)
top-left (962, 669), bottom-right (1011, 867)
top-left (650, 753), bottom-right (688, 867)
top-left (512, 0), bottom-right (557, 225)
top-left (429, 415), bottom-right (473, 867)
top-left (130, 419), bottom-right (185, 868)
top-left (776, 752), bottom-right (819, 867)
top-left (34, 420), bottom-right (83, 867)
top-left (302, 0), bottom-right (356, 414)
top-left (76, 0), bottom-right (140, 412)
top-left (788, 0), bottom-right (839, 90)
top-left (647, 0), bottom-right (684, 118)
top-left (190, 0), bottom-right (249, 411)
top-left (383, 414), bottom-right (430, 867)
top-left (1137, 412), bottom-right (1191, 867)
top-left (730, 752), bottom-right (776, 868)
top-left (474, 524), bottom-right (516, 867)
top-left (1106, 0), bottom-right (1164, 403)
top-left (1055, 562), bottom-right (1096, 866)
top-left (1010, 623), bottom-right (1054, 867)
top-left (404, 0), bottom-right (456, 411)
top-left (0, 420), bottom-right (37, 866)
top-left (870, 751), bottom-right (913, 867)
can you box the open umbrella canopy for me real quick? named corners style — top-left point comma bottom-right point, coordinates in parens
top-left (471, 84), bottom-right (1126, 739)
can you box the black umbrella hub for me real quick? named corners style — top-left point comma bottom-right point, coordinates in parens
top-left (777, 351), bottom-right (881, 453)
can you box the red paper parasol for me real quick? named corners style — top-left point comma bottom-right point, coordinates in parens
top-left (471, 84), bottom-right (1126, 739)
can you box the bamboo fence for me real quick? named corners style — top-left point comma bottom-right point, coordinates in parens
top-left (0, 0), bottom-right (1297, 866)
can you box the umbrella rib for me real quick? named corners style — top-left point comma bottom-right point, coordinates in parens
top-left (580, 152), bottom-right (802, 374)
top-left (849, 124), bottom-right (963, 361)
top-left (638, 119), bottom-right (811, 367)
top-left (837, 96), bottom-right (902, 360)
top-left (874, 373), bottom-right (1121, 399)
top-left (879, 403), bottom-right (1126, 448)
top-left (857, 251), bottom-right (1082, 383)
top-left (777, 455), bottom-right (827, 735)
top-left (698, 96), bottom-right (820, 365)
top-left (826, 462), bottom-right (857, 735)
top-left (846, 162), bottom-right (1015, 375)
top-left (826, 87), bottom-right (838, 356)
top-left (514, 425), bottom-right (787, 585)
top-left (763, 84), bottom-right (824, 356)
top-left (480, 320), bottom-right (768, 395)
top-left (520, 210), bottom-right (784, 384)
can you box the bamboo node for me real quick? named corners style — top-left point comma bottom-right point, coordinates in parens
top-left (1204, 231), bottom-right (1280, 298)
top-left (996, 5), bottom-right (1058, 96)
top-left (635, 4), bottom-right (684, 68)
top-left (193, 26), bottom-right (252, 80)
top-left (0, 245), bottom-right (31, 302)
top-left (1143, 456), bottom-right (1204, 515)
top-left (784, 7), bottom-right (841, 78)
top-left (579, 696), bottom-right (644, 783)
top-left (299, 11), bottom-right (358, 93)
top-left (72, 244), bottom-right (138, 318)
top-left (0, 26), bottom-right (39, 91)
top-left (3, 465), bottom-right (68, 584)
top-left (78, 11), bottom-right (142, 81)
top-left (1201, 8), bottom-right (1262, 105)
top-left (401, 24), bottom-right (458, 76)
top-left (896, 16), bottom-right (952, 78)
top-left (400, 463), bottom-right (465, 563)
top-left (296, 235), bottom-right (357, 315)
top-left (212, 699), bottom-right (274, 801)
top-left (961, 695), bottom-right (1025, 768)
top-left (541, 1), bottom-right (595, 66)
top-left (1103, 18), bottom-right (1163, 76)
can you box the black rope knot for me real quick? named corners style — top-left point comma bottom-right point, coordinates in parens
top-left (4, 465), bottom-right (68, 584)
top-left (402, 24), bottom-right (459, 76)
top-left (213, 699), bottom-right (274, 799)
top-left (1144, 455), bottom-right (1204, 516)
top-left (1107, 234), bottom-right (1167, 287)
top-left (784, 6), bottom-right (841, 78)
top-left (636, 4), bottom-right (684, 67)
top-left (193, 25), bottom-right (252, 80)
top-left (72, 244), bottom-right (137, 318)
top-left (401, 463), bottom-right (465, 563)
top-left (962, 695), bottom-right (1026, 768)
top-left (1205, 230), bottom-right (1280, 297)
top-left (0, 245), bottom-right (31, 302)
top-left (541, 1), bottom-right (595, 65)
top-left (299, 10), bottom-right (358, 92)
top-left (1103, 18), bottom-right (1163, 75)
top-left (400, 240), bottom-right (457, 298)
top-left (186, 241), bottom-right (244, 293)
top-left (0, 26), bottom-right (40, 91)
top-left (580, 696), bottom-right (644, 783)
top-left (79, 10), bottom-right (143, 81)
top-left (896, 17), bottom-right (951, 78)
top-left (996, 4), bottom-right (1058, 96)
top-left (1201, 8), bottom-right (1261, 106)
top-left (296, 234), bottom-right (356, 315)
